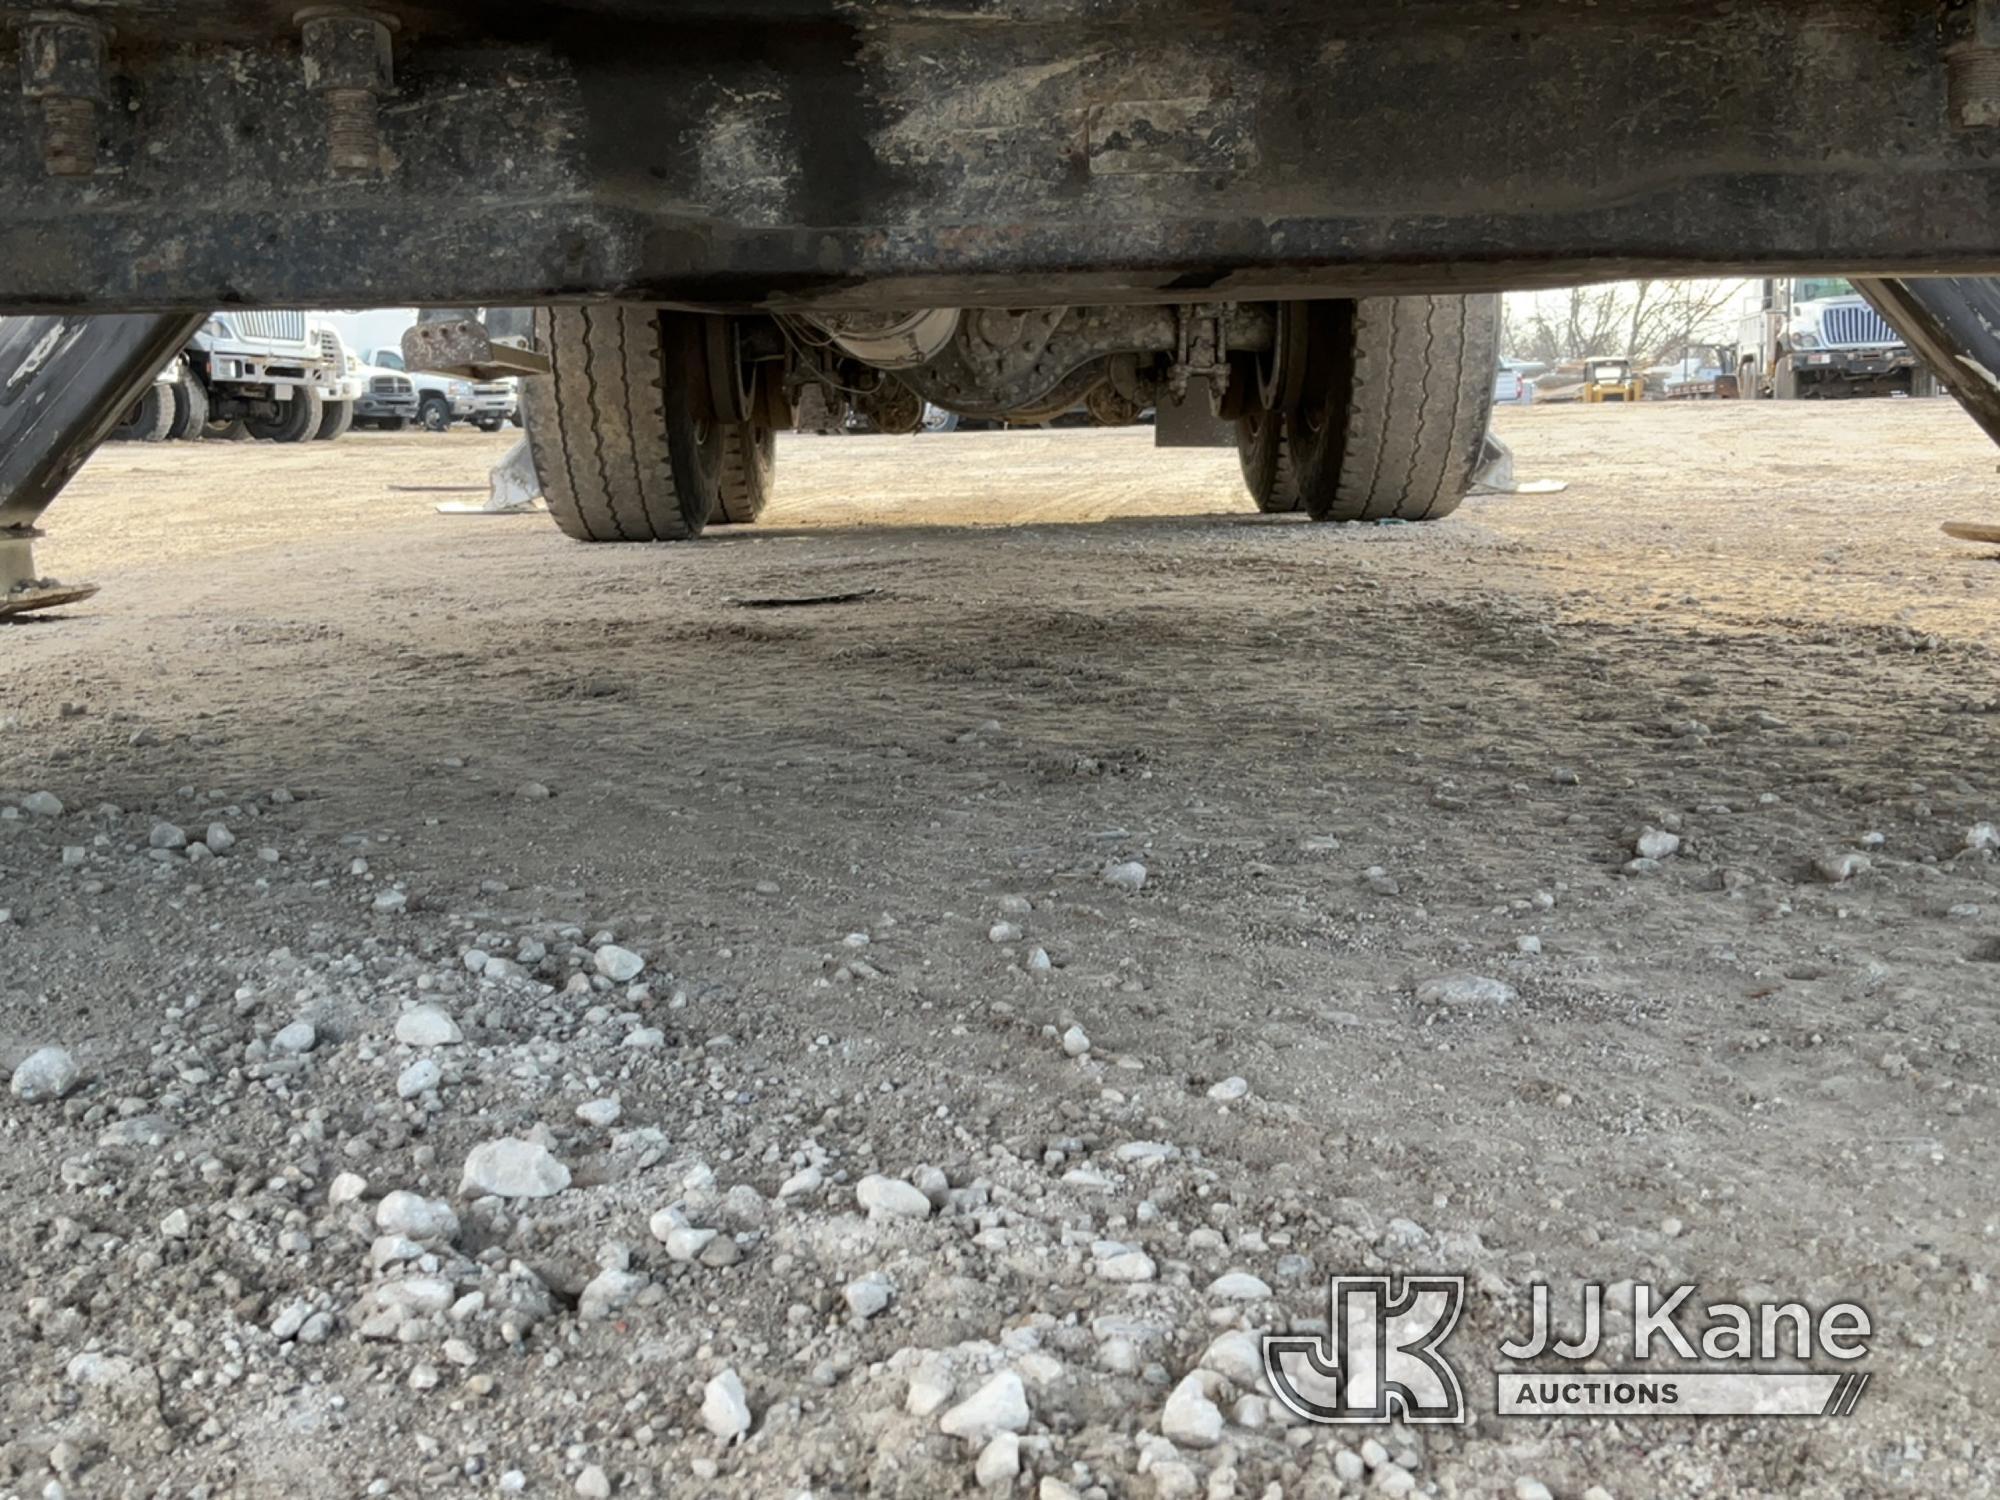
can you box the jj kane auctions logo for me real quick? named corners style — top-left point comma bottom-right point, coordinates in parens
top-left (1262, 1277), bottom-right (1873, 1423)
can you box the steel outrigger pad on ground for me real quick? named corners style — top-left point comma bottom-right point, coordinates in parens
top-left (0, 310), bottom-right (203, 614)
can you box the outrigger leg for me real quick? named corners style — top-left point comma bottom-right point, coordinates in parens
top-left (0, 312), bottom-right (204, 616)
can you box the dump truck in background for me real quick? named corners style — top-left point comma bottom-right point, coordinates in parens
top-left (106, 312), bottom-right (346, 443)
top-left (1737, 278), bottom-right (1935, 400)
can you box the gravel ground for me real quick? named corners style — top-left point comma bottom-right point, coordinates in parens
top-left (4, 400), bottom-right (1999, 1499)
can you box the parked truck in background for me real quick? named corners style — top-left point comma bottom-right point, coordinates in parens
top-left (314, 310), bottom-right (516, 431)
top-left (1736, 278), bottom-right (1933, 400)
top-left (108, 310), bottom-right (341, 443)
top-left (352, 345), bottom-right (473, 431)
top-left (310, 323), bottom-right (363, 441)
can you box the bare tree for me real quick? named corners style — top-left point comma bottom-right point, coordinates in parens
top-left (1505, 279), bottom-right (1748, 362)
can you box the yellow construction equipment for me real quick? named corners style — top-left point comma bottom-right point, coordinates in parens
top-left (1581, 357), bottom-right (1646, 403)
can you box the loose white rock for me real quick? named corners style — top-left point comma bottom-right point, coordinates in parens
top-left (843, 1272), bottom-right (895, 1319)
top-left (1415, 973), bottom-right (1516, 1008)
top-left (460, 1139), bottom-right (570, 1199)
top-left (905, 1359), bottom-right (955, 1417)
top-left (394, 1005), bottom-right (462, 1047)
top-left (1207, 1075), bottom-right (1249, 1102)
top-left (777, 1166), bottom-right (823, 1198)
top-left (575, 1465), bottom-right (612, 1499)
top-left (1815, 851), bottom-right (1870, 884)
top-left (939, 1371), bottom-right (1030, 1443)
top-left (1967, 822), bottom-right (1999, 852)
top-left (328, 1172), bottom-right (368, 1208)
top-left (1200, 1330), bottom-right (1266, 1388)
top-left (1101, 860), bottom-right (1148, 892)
top-left (270, 1299), bottom-right (313, 1341)
top-left (10, 1046), bottom-right (80, 1102)
top-left (1634, 826), bottom-right (1681, 860)
top-left (1061, 1025), bottom-right (1092, 1058)
top-left (594, 944), bottom-right (646, 982)
top-left (1096, 1248), bottom-right (1157, 1283)
top-left (975, 1433), bottom-right (1021, 1489)
top-left (701, 1368), bottom-right (752, 1443)
top-left (661, 1225), bottom-right (718, 1262)
top-left (1207, 1271), bottom-right (1273, 1300)
top-left (575, 1096), bottom-right (623, 1127)
top-left (375, 1191), bottom-right (460, 1243)
top-left (271, 1021), bottom-right (317, 1055)
top-left (579, 1267), bottom-right (649, 1322)
top-left (1160, 1372), bottom-right (1224, 1449)
top-left (856, 1174), bottom-right (934, 1220)
top-left (19, 791), bottom-right (63, 817)
top-left (397, 1058), bottom-right (442, 1099)
top-left (988, 921), bottom-right (1022, 944)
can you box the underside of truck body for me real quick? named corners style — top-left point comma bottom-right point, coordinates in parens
top-left (4, 0), bottom-right (2000, 314)
top-left (7, 0), bottom-right (2000, 561)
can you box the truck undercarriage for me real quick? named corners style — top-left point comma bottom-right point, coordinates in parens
top-left (6, 0), bottom-right (2000, 311)
top-left (8, 0), bottom-right (2000, 554)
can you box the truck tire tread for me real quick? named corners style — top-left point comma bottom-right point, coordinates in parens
top-left (527, 306), bottom-right (710, 543)
top-left (1326, 294), bottom-right (1497, 522)
top-left (244, 389), bottom-right (323, 443)
top-left (315, 399), bottom-right (355, 441)
top-left (168, 376), bottom-right (208, 441)
top-left (710, 421), bottom-right (775, 524)
top-left (112, 385), bottom-right (175, 443)
top-left (1236, 407), bottom-right (1302, 513)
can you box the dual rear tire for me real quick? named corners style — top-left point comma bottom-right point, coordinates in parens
top-left (1236, 295), bottom-right (1499, 523)
top-left (524, 307), bottom-right (775, 543)
top-left (315, 399), bottom-right (355, 442)
top-left (109, 385), bottom-right (175, 443)
top-left (244, 390), bottom-right (323, 444)
top-left (166, 375), bottom-right (209, 441)
top-left (528, 296), bottom-right (1491, 539)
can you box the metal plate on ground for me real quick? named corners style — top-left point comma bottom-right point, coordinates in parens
top-left (1, 583), bottom-right (99, 618)
top-left (1943, 522), bottom-right (2000, 545)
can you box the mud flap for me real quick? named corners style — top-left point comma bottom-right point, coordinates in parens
top-left (1152, 378), bottom-right (1236, 447)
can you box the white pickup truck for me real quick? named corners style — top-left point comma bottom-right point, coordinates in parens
top-left (346, 343), bottom-right (466, 432)
top-left (315, 308), bottom-right (514, 432)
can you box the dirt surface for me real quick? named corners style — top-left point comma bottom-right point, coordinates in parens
top-left (4, 401), bottom-right (2000, 1499)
